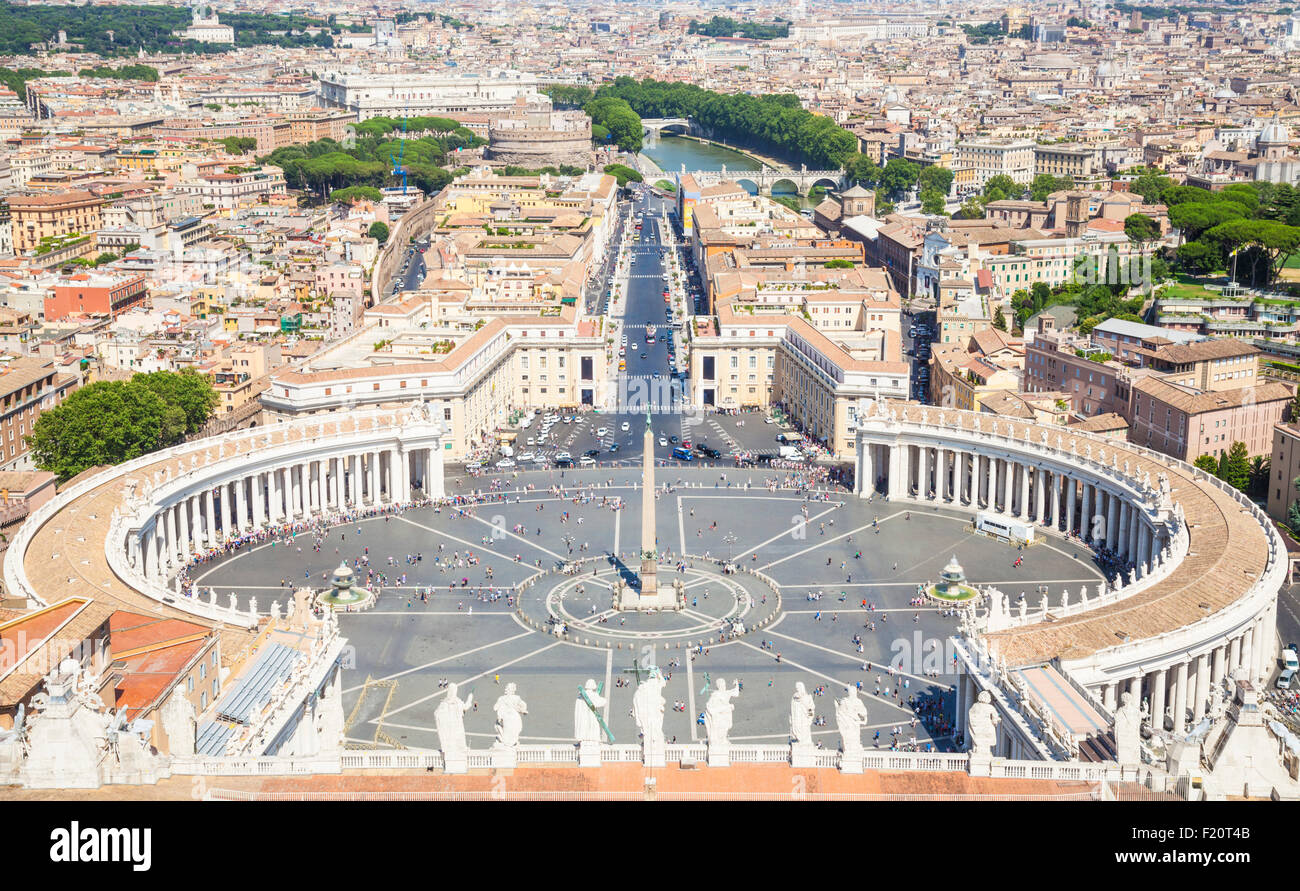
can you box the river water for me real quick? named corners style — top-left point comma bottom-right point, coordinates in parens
top-left (641, 133), bottom-right (813, 207)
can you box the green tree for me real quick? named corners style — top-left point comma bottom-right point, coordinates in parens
top-left (331, 186), bottom-right (383, 204)
top-left (602, 164), bottom-right (644, 186)
top-left (27, 376), bottom-right (215, 482)
top-left (1217, 441), bottom-right (1251, 491)
top-left (879, 158), bottom-right (920, 200)
top-left (135, 369), bottom-right (219, 435)
top-left (1129, 168), bottom-right (1174, 204)
top-left (824, 258), bottom-right (854, 269)
top-left (1123, 212), bottom-right (1161, 246)
top-left (959, 195), bottom-right (985, 220)
top-left (1193, 454), bottom-right (1220, 476)
top-left (1030, 173), bottom-right (1073, 202)
top-left (843, 153), bottom-right (881, 187)
top-left (917, 166), bottom-right (954, 197)
top-left (584, 97), bottom-right (642, 153)
top-left (920, 189), bottom-right (947, 215)
top-left (218, 136), bottom-right (258, 155)
top-left (992, 307), bottom-right (1007, 330)
top-left (982, 174), bottom-right (1019, 203)
top-left (368, 221), bottom-right (390, 245)
top-left (1247, 456), bottom-right (1271, 499)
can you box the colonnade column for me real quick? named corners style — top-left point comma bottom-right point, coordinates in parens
top-left (1034, 469), bottom-right (1046, 523)
top-left (234, 477), bottom-right (248, 533)
top-left (1118, 502), bottom-right (1132, 559)
top-left (1192, 653), bottom-right (1211, 723)
top-left (1018, 464), bottom-right (1030, 520)
top-left (1002, 459), bottom-right (1013, 514)
top-left (1066, 476), bottom-right (1077, 534)
top-left (252, 473), bottom-right (264, 528)
top-left (177, 502), bottom-right (188, 560)
top-left (1150, 668), bottom-right (1167, 731)
top-left (1080, 484), bottom-right (1093, 542)
top-left (189, 495), bottom-right (202, 553)
top-left (204, 487), bottom-right (217, 547)
top-left (1172, 661), bottom-right (1188, 735)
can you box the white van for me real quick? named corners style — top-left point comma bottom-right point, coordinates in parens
top-left (500, 445), bottom-right (515, 458)
top-left (975, 512), bottom-right (1034, 545)
top-left (778, 445), bottom-right (805, 460)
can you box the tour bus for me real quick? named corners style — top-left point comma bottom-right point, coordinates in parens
top-left (975, 512), bottom-right (1035, 545)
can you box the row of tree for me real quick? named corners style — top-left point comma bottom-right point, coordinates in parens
top-left (77, 64), bottom-right (159, 82)
top-left (1193, 442), bottom-right (1269, 500)
top-left (1156, 179), bottom-right (1300, 286)
top-left (0, 3), bottom-right (335, 55)
top-left (29, 370), bottom-right (219, 482)
top-left (261, 127), bottom-right (483, 200)
top-left (686, 16), bottom-right (789, 39)
top-left (592, 77), bottom-right (858, 170)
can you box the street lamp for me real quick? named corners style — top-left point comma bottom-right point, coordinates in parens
top-left (722, 532), bottom-right (738, 564)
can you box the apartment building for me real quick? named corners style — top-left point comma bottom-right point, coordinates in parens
top-left (1023, 329), bottom-right (1138, 419)
top-left (7, 191), bottom-right (105, 255)
top-left (1033, 143), bottom-right (1105, 187)
top-left (1266, 422), bottom-right (1300, 525)
top-left (954, 138), bottom-right (1035, 194)
top-left (0, 356), bottom-right (81, 470)
top-left (1129, 376), bottom-right (1290, 463)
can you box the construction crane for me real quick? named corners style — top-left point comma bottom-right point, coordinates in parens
top-left (389, 109), bottom-right (409, 194)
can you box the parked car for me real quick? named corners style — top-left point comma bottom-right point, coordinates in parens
top-left (1282, 647), bottom-right (1300, 672)
top-left (1278, 668), bottom-right (1296, 690)
top-left (496, 458), bottom-right (516, 468)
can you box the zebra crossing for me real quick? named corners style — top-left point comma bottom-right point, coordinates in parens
top-left (693, 417), bottom-right (742, 456)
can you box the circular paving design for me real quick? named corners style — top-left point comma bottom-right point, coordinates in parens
top-left (515, 557), bottom-right (781, 648)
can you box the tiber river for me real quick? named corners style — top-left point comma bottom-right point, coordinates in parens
top-left (640, 132), bottom-right (816, 208)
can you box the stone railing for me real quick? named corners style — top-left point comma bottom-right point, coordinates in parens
top-left (954, 636), bottom-right (1070, 760)
top-left (990, 520), bottom-right (1191, 630)
top-left (180, 742), bottom-right (1155, 783)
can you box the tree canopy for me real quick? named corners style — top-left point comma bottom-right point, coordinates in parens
top-left (1163, 180), bottom-right (1300, 285)
top-left (28, 370), bottom-right (217, 482)
top-left (593, 77), bottom-right (857, 169)
top-left (687, 16), bottom-right (789, 39)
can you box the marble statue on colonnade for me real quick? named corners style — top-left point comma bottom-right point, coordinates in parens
top-left (789, 682), bottom-right (815, 745)
top-left (493, 683), bottom-right (527, 749)
top-left (967, 690), bottom-right (1001, 759)
top-left (835, 687), bottom-right (869, 773)
top-left (575, 679), bottom-right (607, 767)
top-left (632, 666), bottom-right (667, 767)
top-left (705, 678), bottom-right (739, 767)
top-left (1114, 691), bottom-right (1141, 765)
top-left (491, 682), bottom-right (527, 768)
top-left (789, 681), bottom-right (816, 767)
top-left (435, 682), bottom-right (473, 774)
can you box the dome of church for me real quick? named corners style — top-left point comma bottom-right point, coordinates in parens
top-left (1260, 117), bottom-right (1291, 146)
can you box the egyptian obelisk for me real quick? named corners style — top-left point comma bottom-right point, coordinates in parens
top-left (639, 410), bottom-right (658, 599)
